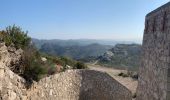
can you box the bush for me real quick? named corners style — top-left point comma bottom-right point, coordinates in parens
top-left (22, 45), bottom-right (47, 81)
top-left (132, 93), bottom-right (137, 98)
top-left (60, 57), bottom-right (76, 67)
top-left (45, 56), bottom-right (87, 71)
top-left (0, 30), bottom-right (12, 45)
top-left (74, 61), bottom-right (87, 69)
top-left (128, 71), bottom-right (138, 80)
top-left (118, 72), bottom-right (129, 77)
top-left (0, 25), bottom-right (31, 49)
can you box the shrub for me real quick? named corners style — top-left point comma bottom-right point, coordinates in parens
top-left (118, 72), bottom-right (129, 77)
top-left (128, 71), bottom-right (138, 80)
top-left (60, 57), bottom-right (76, 66)
top-left (118, 72), bottom-right (124, 76)
top-left (0, 30), bottom-right (12, 46)
top-left (22, 45), bottom-right (47, 81)
top-left (1, 25), bottom-right (31, 49)
top-left (132, 93), bottom-right (137, 98)
top-left (131, 74), bottom-right (138, 80)
top-left (74, 61), bottom-right (87, 69)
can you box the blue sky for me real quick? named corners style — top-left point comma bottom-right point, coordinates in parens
top-left (0, 0), bottom-right (169, 42)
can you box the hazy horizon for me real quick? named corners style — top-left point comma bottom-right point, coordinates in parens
top-left (33, 38), bottom-right (142, 44)
top-left (0, 0), bottom-right (169, 42)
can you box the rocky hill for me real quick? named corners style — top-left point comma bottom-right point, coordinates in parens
top-left (98, 44), bottom-right (141, 70)
top-left (32, 38), bottom-right (137, 48)
top-left (39, 43), bottom-right (112, 60)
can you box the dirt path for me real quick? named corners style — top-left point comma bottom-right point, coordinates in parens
top-left (87, 64), bottom-right (138, 95)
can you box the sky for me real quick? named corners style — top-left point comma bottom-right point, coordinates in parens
top-left (0, 0), bottom-right (170, 42)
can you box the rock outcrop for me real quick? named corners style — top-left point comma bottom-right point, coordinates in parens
top-left (0, 43), bottom-right (26, 100)
top-left (98, 44), bottom-right (141, 69)
top-left (0, 42), bottom-right (132, 100)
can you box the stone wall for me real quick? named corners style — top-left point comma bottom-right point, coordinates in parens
top-left (29, 70), bottom-right (132, 100)
top-left (0, 43), bottom-right (132, 100)
top-left (137, 2), bottom-right (170, 100)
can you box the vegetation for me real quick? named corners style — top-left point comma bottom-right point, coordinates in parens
top-left (38, 43), bottom-right (112, 60)
top-left (0, 25), bottom-right (87, 82)
top-left (118, 71), bottom-right (138, 80)
top-left (74, 61), bottom-right (87, 69)
top-left (22, 45), bottom-right (47, 81)
top-left (118, 72), bottom-right (129, 77)
top-left (98, 44), bottom-right (141, 71)
top-left (132, 93), bottom-right (137, 98)
top-left (45, 55), bottom-right (87, 71)
top-left (0, 25), bottom-right (31, 49)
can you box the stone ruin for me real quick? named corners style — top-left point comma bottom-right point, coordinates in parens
top-left (137, 2), bottom-right (170, 100)
top-left (29, 70), bottom-right (132, 100)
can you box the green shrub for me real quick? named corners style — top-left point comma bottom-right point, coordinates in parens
top-left (118, 72), bottom-right (124, 76)
top-left (1, 25), bottom-right (31, 49)
top-left (74, 61), bottom-right (87, 69)
top-left (0, 30), bottom-right (12, 46)
top-left (60, 57), bottom-right (76, 66)
top-left (118, 72), bottom-right (129, 77)
top-left (22, 45), bottom-right (47, 81)
top-left (132, 93), bottom-right (137, 98)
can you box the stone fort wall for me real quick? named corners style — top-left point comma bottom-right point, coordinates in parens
top-left (29, 70), bottom-right (132, 100)
top-left (137, 2), bottom-right (170, 100)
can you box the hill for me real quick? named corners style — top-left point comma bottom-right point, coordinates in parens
top-left (98, 44), bottom-right (141, 70)
top-left (39, 43), bottom-right (112, 60)
top-left (32, 38), bottom-right (139, 49)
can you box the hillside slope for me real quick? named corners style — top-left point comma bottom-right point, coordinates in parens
top-left (98, 44), bottom-right (141, 70)
top-left (39, 43), bottom-right (112, 59)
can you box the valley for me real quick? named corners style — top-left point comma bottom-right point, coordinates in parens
top-left (33, 39), bottom-right (141, 71)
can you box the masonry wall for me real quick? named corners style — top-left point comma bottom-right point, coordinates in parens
top-left (29, 70), bottom-right (132, 100)
top-left (137, 2), bottom-right (170, 100)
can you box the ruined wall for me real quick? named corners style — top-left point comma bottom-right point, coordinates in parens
top-left (137, 2), bottom-right (170, 100)
top-left (29, 70), bottom-right (132, 100)
top-left (1, 69), bottom-right (132, 100)
top-left (0, 43), bottom-right (132, 100)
